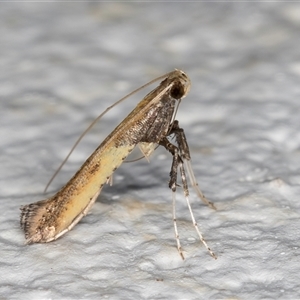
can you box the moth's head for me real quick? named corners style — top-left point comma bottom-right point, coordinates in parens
top-left (169, 69), bottom-right (191, 100)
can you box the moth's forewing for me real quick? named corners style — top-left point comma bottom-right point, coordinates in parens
top-left (21, 70), bottom-right (191, 244)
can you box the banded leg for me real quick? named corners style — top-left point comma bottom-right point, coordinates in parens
top-left (159, 137), bottom-right (184, 259)
top-left (160, 128), bottom-right (217, 259)
top-left (170, 120), bottom-right (216, 210)
top-left (178, 160), bottom-right (217, 259)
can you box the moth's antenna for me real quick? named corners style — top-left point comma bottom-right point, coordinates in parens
top-left (44, 71), bottom-right (175, 192)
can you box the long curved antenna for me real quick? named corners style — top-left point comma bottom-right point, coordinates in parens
top-left (44, 71), bottom-right (175, 192)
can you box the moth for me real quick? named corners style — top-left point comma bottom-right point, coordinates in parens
top-left (20, 69), bottom-right (216, 259)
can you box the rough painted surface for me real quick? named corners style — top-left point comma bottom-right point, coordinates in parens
top-left (1, 3), bottom-right (300, 299)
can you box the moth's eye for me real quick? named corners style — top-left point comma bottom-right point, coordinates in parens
top-left (170, 83), bottom-right (185, 99)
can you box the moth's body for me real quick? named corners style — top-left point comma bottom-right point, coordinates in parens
top-left (21, 71), bottom-right (187, 243)
top-left (20, 70), bottom-right (216, 259)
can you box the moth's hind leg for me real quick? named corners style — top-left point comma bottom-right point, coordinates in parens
top-left (178, 160), bottom-right (217, 259)
top-left (161, 127), bottom-right (217, 259)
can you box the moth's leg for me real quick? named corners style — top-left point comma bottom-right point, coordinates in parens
top-left (178, 160), bottom-right (217, 259)
top-left (160, 137), bottom-right (216, 259)
top-left (159, 137), bottom-right (180, 190)
top-left (159, 137), bottom-right (184, 259)
top-left (170, 120), bottom-right (216, 210)
top-left (168, 120), bottom-right (191, 160)
top-left (172, 186), bottom-right (184, 260)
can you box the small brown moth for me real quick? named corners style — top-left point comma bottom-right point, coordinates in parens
top-left (20, 69), bottom-right (216, 259)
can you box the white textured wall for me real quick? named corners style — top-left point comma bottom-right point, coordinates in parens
top-left (1, 3), bottom-right (300, 299)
